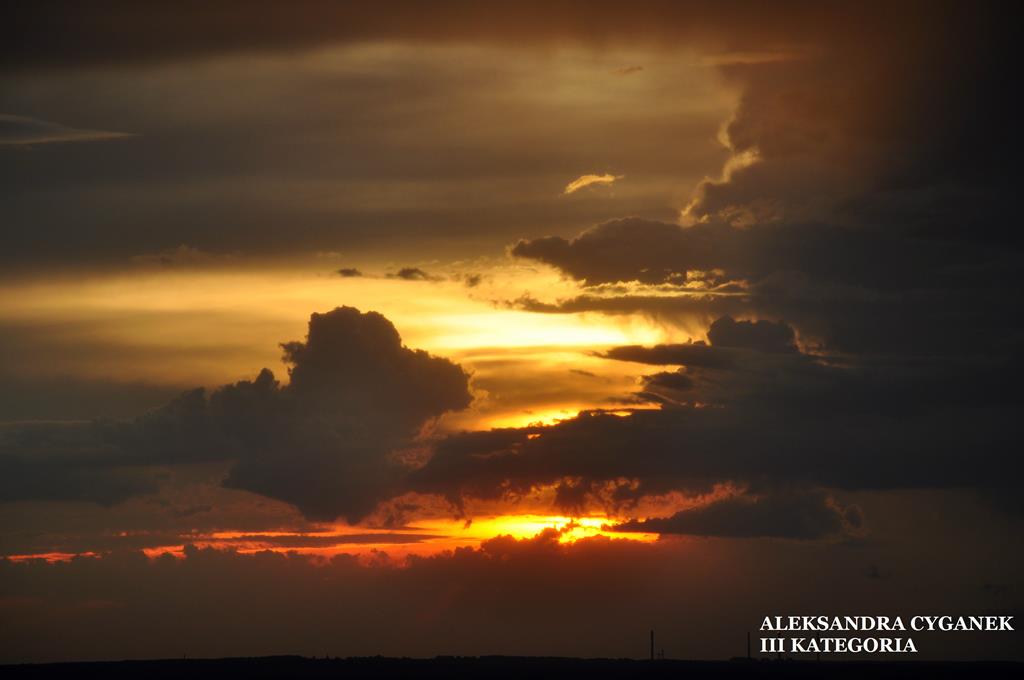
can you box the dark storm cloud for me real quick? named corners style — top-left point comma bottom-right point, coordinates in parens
top-left (502, 1), bottom-right (1020, 360)
top-left (510, 216), bottom-right (1015, 295)
top-left (687, 13), bottom-right (1018, 247)
top-left (613, 489), bottom-right (861, 540)
top-left (515, 283), bottom-right (1024, 359)
top-left (409, 314), bottom-right (1022, 512)
top-left (509, 217), bottom-right (730, 285)
top-left (412, 397), bottom-right (1019, 512)
top-left (706, 316), bottom-right (796, 353)
top-left (510, 216), bottom-right (1023, 357)
top-left (0, 308), bottom-right (472, 521)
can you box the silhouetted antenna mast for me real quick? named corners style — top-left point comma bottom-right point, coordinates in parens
top-left (650, 629), bottom-right (655, 661)
top-left (747, 631), bottom-right (751, 660)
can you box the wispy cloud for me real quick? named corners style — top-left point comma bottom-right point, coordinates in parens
top-left (698, 50), bottom-right (809, 67)
top-left (611, 65), bottom-right (644, 76)
top-left (563, 173), bottom-right (623, 195)
top-left (0, 114), bottom-right (135, 146)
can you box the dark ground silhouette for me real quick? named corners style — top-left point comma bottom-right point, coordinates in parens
top-left (2, 656), bottom-right (1023, 679)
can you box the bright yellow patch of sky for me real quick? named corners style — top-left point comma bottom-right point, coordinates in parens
top-left (0, 262), bottom-right (691, 430)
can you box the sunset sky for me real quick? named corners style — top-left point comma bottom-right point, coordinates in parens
top-left (1, 1), bottom-right (1021, 664)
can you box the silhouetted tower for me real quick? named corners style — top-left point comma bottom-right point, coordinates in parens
top-left (747, 631), bottom-right (751, 660)
top-left (650, 630), bottom-right (655, 661)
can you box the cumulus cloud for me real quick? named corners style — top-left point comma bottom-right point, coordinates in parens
top-left (0, 308), bottom-right (473, 522)
top-left (221, 308), bottom-right (472, 520)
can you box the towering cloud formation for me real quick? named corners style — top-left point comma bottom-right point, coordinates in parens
top-left (0, 308), bottom-right (472, 521)
top-left (221, 308), bottom-right (472, 520)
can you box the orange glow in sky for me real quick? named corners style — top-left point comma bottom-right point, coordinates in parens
top-left (8, 514), bottom-right (659, 563)
top-left (411, 514), bottom-right (657, 544)
top-left (0, 266), bottom-right (686, 432)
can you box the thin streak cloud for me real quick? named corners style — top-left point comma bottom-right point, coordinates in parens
top-left (0, 114), bottom-right (135, 146)
top-left (563, 173), bottom-right (624, 195)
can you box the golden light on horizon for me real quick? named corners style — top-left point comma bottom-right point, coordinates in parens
top-left (410, 513), bottom-right (657, 544)
top-left (483, 407), bottom-right (582, 429)
top-left (8, 513), bottom-right (660, 563)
